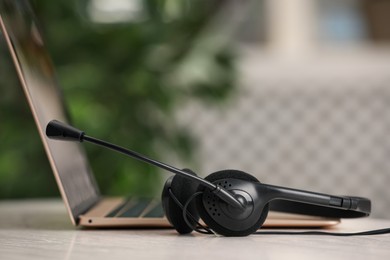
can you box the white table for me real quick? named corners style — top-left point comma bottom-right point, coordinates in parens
top-left (0, 199), bottom-right (389, 260)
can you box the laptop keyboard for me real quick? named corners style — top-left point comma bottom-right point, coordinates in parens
top-left (106, 198), bottom-right (164, 218)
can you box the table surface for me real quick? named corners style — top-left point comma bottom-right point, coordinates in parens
top-left (0, 199), bottom-right (389, 260)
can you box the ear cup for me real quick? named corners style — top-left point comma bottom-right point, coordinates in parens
top-left (196, 169), bottom-right (269, 236)
top-left (161, 169), bottom-right (200, 234)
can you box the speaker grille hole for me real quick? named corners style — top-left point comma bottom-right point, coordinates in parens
top-left (204, 192), bottom-right (223, 218)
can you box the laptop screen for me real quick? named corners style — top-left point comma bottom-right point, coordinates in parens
top-left (0, 0), bottom-right (100, 224)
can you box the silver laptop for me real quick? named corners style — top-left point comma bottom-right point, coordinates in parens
top-left (0, 0), bottom-right (339, 229)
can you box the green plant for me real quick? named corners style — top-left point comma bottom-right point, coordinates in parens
top-left (0, 0), bottom-right (237, 198)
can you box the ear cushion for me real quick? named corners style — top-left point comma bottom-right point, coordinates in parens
top-left (161, 169), bottom-right (200, 234)
top-left (196, 169), bottom-right (269, 236)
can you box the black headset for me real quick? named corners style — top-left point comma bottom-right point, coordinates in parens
top-left (46, 120), bottom-right (387, 237)
top-left (161, 168), bottom-right (370, 236)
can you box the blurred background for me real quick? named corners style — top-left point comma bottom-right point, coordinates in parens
top-left (1, 0), bottom-right (390, 218)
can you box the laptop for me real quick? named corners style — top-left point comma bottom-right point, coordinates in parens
top-left (0, 0), bottom-right (339, 229)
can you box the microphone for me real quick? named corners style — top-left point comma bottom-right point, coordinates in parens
top-left (46, 120), bottom-right (244, 209)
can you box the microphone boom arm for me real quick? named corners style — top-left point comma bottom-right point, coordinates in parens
top-left (46, 120), bottom-right (244, 209)
top-left (82, 135), bottom-right (215, 190)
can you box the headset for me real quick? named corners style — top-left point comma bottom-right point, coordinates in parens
top-left (46, 120), bottom-right (390, 237)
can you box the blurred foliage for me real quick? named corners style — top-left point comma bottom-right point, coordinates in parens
top-left (0, 0), bottom-right (237, 198)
